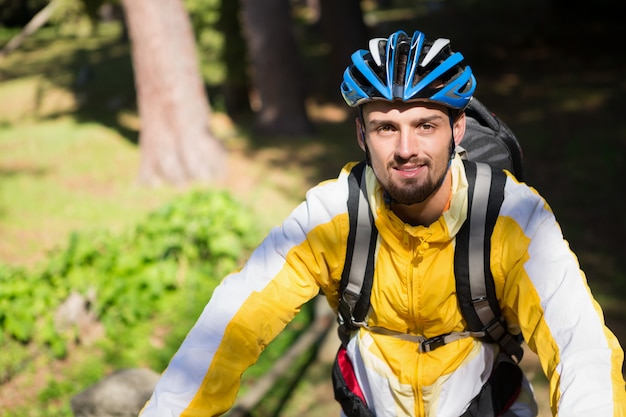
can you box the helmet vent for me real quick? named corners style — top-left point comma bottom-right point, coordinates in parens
top-left (394, 41), bottom-right (409, 91)
top-left (421, 38), bottom-right (451, 67)
top-left (368, 38), bottom-right (386, 67)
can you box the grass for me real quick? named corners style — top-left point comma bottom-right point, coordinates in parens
top-left (0, 23), bottom-right (186, 268)
top-left (0, 19), bottom-right (322, 417)
top-left (0, 115), bottom-right (182, 266)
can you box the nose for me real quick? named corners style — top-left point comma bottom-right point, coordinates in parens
top-left (396, 129), bottom-right (419, 160)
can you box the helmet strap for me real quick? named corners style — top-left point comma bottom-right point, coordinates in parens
top-left (448, 109), bottom-right (457, 162)
top-left (358, 106), bottom-right (372, 166)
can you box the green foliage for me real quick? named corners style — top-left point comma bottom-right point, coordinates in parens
top-left (0, 338), bottom-right (33, 384)
top-left (50, 0), bottom-right (87, 23)
top-left (184, 0), bottom-right (224, 85)
top-left (0, 189), bottom-right (262, 363)
top-left (0, 186), bottom-right (321, 416)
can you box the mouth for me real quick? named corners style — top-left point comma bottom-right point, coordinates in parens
top-left (394, 164), bottom-right (424, 178)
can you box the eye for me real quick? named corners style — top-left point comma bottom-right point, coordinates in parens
top-left (417, 122), bottom-right (436, 134)
top-left (376, 124), bottom-right (395, 135)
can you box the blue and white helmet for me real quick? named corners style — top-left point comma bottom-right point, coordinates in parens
top-left (341, 30), bottom-right (476, 110)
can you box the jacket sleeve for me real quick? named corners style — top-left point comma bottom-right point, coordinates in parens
top-left (495, 177), bottom-right (626, 416)
top-left (138, 165), bottom-right (354, 417)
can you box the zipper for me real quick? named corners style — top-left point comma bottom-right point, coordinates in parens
top-left (403, 227), bottom-right (432, 416)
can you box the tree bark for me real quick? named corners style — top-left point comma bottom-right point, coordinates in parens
top-left (121, 0), bottom-right (226, 186)
top-left (239, 0), bottom-right (313, 136)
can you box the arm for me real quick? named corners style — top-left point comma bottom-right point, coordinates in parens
top-left (495, 178), bottom-right (626, 416)
top-left (138, 166), bottom-right (354, 417)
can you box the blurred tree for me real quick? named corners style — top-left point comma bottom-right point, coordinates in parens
top-left (0, 0), bottom-right (48, 27)
top-left (0, 0), bottom-right (123, 57)
top-left (239, 0), bottom-right (313, 136)
top-left (120, 0), bottom-right (226, 186)
top-left (184, 0), bottom-right (248, 118)
top-left (79, 0), bottom-right (107, 35)
top-left (48, 0), bottom-right (108, 35)
top-left (318, 0), bottom-right (370, 102)
top-left (0, 0), bottom-right (57, 58)
top-left (216, 0), bottom-right (250, 120)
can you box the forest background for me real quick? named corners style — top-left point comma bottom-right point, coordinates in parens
top-left (0, 0), bottom-right (624, 416)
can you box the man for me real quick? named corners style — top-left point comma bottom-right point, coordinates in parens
top-left (139, 30), bottom-right (626, 416)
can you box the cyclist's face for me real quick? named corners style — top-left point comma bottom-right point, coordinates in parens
top-left (358, 101), bottom-right (465, 205)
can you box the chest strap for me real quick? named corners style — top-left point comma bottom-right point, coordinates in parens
top-left (356, 324), bottom-right (486, 353)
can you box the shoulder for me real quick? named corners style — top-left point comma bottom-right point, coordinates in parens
top-left (502, 174), bottom-right (549, 212)
top-left (500, 173), bottom-right (557, 235)
top-left (288, 162), bottom-right (360, 231)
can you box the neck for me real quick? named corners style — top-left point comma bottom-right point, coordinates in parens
top-left (390, 171), bottom-right (452, 227)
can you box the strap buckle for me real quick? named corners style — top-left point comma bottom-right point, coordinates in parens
top-left (420, 334), bottom-right (447, 353)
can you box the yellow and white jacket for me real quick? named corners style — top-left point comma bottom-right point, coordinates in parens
top-left (140, 155), bottom-right (626, 417)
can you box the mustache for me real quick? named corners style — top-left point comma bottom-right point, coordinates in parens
top-left (391, 156), bottom-right (429, 167)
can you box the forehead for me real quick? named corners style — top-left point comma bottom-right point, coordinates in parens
top-left (361, 100), bottom-right (450, 120)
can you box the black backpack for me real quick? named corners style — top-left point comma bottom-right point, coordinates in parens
top-left (336, 97), bottom-right (525, 361)
top-left (461, 97), bottom-right (524, 182)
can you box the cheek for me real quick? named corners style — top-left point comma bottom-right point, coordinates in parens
top-left (367, 139), bottom-right (394, 160)
top-left (422, 137), bottom-right (450, 157)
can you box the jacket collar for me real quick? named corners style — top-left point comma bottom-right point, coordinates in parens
top-left (366, 155), bottom-right (469, 243)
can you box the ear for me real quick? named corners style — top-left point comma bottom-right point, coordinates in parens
top-left (453, 112), bottom-right (466, 146)
top-left (356, 117), bottom-right (366, 151)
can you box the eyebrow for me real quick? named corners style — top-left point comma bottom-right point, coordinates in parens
top-left (366, 114), bottom-right (446, 127)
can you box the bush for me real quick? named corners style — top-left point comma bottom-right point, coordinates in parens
top-left (0, 189), bottom-right (262, 360)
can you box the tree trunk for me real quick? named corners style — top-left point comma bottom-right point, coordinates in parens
top-left (318, 0), bottom-right (370, 103)
top-left (239, 0), bottom-right (313, 136)
top-left (121, 0), bottom-right (226, 186)
top-left (217, 0), bottom-right (250, 120)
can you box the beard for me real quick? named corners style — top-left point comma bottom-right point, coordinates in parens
top-left (383, 163), bottom-right (448, 205)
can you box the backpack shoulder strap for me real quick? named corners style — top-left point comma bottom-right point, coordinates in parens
top-left (338, 161), bottom-right (377, 344)
top-left (455, 160), bottom-right (524, 362)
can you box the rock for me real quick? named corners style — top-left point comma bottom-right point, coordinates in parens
top-left (70, 368), bottom-right (160, 417)
top-left (54, 289), bottom-right (104, 346)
